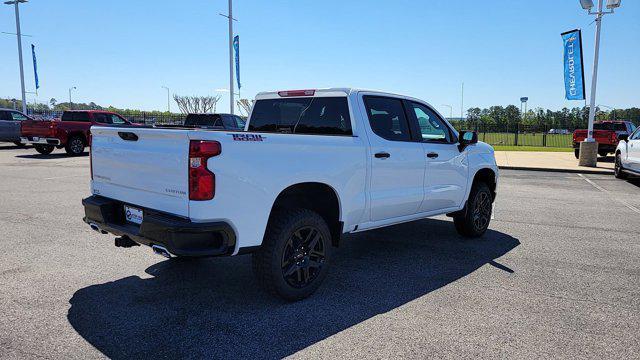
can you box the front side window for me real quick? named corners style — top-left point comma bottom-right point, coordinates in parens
top-left (249, 97), bottom-right (351, 135)
top-left (410, 102), bottom-right (451, 143)
top-left (363, 96), bottom-right (411, 141)
top-left (110, 114), bottom-right (126, 125)
top-left (631, 128), bottom-right (640, 141)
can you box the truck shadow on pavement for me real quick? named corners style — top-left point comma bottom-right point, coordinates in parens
top-left (68, 218), bottom-right (519, 359)
top-left (15, 152), bottom-right (88, 159)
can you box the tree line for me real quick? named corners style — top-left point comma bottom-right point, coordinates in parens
top-left (462, 105), bottom-right (640, 130)
top-left (2, 97), bottom-right (638, 129)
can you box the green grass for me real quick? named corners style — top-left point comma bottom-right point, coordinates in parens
top-left (492, 145), bottom-right (574, 152)
top-left (478, 132), bottom-right (573, 148)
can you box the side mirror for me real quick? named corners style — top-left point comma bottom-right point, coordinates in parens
top-left (618, 134), bottom-right (628, 142)
top-left (458, 130), bottom-right (478, 152)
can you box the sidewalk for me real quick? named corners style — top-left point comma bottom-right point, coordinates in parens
top-left (495, 151), bottom-right (614, 174)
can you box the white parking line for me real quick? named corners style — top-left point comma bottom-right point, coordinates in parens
top-left (577, 174), bottom-right (640, 214)
top-left (43, 175), bottom-right (83, 180)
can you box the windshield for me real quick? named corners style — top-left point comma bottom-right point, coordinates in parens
top-left (248, 97), bottom-right (351, 135)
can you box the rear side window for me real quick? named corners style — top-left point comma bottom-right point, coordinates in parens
top-left (62, 112), bottom-right (90, 122)
top-left (363, 96), bottom-right (412, 142)
top-left (0, 111), bottom-right (10, 121)
top-left (249, 97), bottom-right (352, 135)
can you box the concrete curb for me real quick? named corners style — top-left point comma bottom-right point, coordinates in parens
top-left (498, 165), bottom-right (614, 175)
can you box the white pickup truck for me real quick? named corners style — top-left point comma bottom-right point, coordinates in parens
top-left (83, 88), bottom-right (498, 300)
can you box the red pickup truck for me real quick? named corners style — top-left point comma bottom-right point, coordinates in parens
top-left (21, 110), bottom-right (132, 155)
top-left (573, 121), bottom-right (637, 158)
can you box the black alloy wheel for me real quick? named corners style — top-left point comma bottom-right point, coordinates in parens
top-left (472, 190), bottom-right (492, 233)
top-left (281, 226), bottom-right (326, 288)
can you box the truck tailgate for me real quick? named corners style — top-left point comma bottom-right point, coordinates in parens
top-left (90, 127), bottom-right (191, 217)
top-left (22, 119), bottom-right (56, 138)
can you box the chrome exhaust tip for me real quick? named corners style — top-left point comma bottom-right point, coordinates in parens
top-left (151, 245), bottom-right (173, 259)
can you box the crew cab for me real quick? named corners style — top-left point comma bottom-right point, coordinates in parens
top-left (573, 121), bottom-right (637, 159)
top-left (82, 88), bottom-right (499, 300)
top-left (20, 110), bottom-right (133, 155)
top-left (614, 127), bottom-right (640, 179)
top-left (0, 108), bottom-right (32, 146)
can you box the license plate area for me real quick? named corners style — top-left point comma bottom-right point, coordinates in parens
top-left (124, 205), bottom-right (143, 225)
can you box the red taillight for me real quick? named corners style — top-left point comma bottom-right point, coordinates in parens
top-left (49, 121), bottom-right (57, 137)
top-left (189, 140), bottom-right (221, 201)
top-left (612, 132), bottom-right (618, 142)
top-left (278, 89), bottom-right (315, 97)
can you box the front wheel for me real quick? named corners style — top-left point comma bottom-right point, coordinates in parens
top-left (34, 144), bottom-right (54, 155)
top-left (252, 208), bottom-right (332, 301)
top-left (454, 182), bottom-right (493, 238)
top-left (614, 153), bottom-right (628, 179)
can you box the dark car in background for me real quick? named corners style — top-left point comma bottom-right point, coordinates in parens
top-left (183, 113), bottom-right (246, 130)
top-left (0, 108), bottom-right (32, 146)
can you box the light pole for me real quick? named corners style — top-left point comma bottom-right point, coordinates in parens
top-left (5, 0), bottom-right (28, 114)
top-left (520, 97), bottom-right (528, 122)
top-left (219, 0), bottom-right (237, 115)
top-left (161, 86), bottom-right (171, 113)
top-left (441, 104), bottom-right (453, 120)
top-left (578, 0), bottom-right (621, 166)
top-left (69, 86), bottom-right (76, 110)
top-left (598, 104), bottom-right (615, 120)
top-left (460, 82), bottom-right (464, 121)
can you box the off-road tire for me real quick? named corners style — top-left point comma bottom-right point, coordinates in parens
top-left (34, 144), bottom-right (54, 155)
top-left (252, 208), bottom-right (332, 301)
top-left (614, 153), bottom-right (628, 179)
top-left (454, 182), bottom-right (493, 238)
top-left (65, 136), bottom-right (85, 156)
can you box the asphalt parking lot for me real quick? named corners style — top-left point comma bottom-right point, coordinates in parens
top-left (1, 144), bottom-right (639, 359)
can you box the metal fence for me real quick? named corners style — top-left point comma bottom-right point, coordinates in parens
top-left (28, 110), bottom-right (187, 125)
top-left (450, 123), bottom-right (575, 148)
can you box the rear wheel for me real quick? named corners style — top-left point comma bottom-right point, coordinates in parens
top-left (252, 208), bottom-right (331, 301)
top-left (13, 141), bottom-right (25, 147)
top-left (34, 144), bottom-right (54, 155)
top-left (574, 148), bottom-right (580, 159)
top-left (454, 182), bottom-right (493, 238)
top-left (598, 150), bottom-right (609, 157)
top-left (65, 136), bottom-right (85, 156)
top-left (614, 153), bottom-right (628, 179)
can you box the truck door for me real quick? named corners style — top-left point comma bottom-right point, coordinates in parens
top-left (628, 128), bottom-right (640, 172)
top-left (362, 95), bottom-right (425, 221)
top-left (406, 102), bottom-right (468, 212)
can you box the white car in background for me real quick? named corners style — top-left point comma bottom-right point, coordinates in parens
top-left (615, 127), bottom-right (640, 179)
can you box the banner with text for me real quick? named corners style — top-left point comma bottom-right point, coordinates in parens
top-left (561, 29), bottom-right (585, 100)
top-left (233, 35), bottom-right (240, 90)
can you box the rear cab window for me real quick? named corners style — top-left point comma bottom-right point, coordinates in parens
top-left (249, 97), bottom-right (352, 135)
top-left (594, 123), bottom-right (627, 131)
top-left (62, 112), bottom-right (91, 122)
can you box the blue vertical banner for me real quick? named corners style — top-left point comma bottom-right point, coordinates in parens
top-left (31, 44), bottom-right (40, 90)
top-left (561, 29), bottom-right (585, 100)
top-left (233, 35), bottom-right (241, 90)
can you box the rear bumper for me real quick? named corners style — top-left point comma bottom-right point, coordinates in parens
top-left (20, 136), bottom-right (61, 146)
top-left (572, 142), bottom-right (617, 151)
top-left (82, 195), bottom-right (236, 257)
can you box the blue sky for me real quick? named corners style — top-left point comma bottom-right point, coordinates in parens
top-left (1, 0), bottom-right (638, 116)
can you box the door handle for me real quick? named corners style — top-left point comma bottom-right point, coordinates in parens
top-left (427, 152), bottom-right (439, 159)
top-left (374, 152), bottom-right (390, 159)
